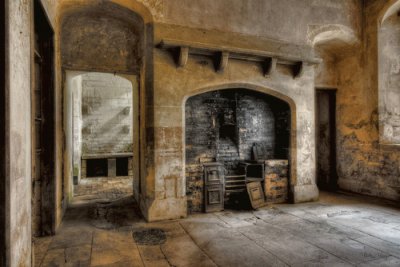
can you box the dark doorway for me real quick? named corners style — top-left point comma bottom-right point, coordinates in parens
top-left (316, 89), bottom-right (338, 191)
top-left (116, 157), bottom-right (129, 176)
top-left (87, 159), bottom-right (108, 177)
top-left (32, 0), bottom-right (55, 236)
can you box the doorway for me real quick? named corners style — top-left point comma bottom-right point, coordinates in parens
top-left (316, 89), bottom-right (338, 191)
top-left (64, 71), bottom-right (140, 204)
top-left (32, 0), bottom-right (55, 236)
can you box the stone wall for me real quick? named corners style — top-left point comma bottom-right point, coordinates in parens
top-left (312, 0), bottom-right (400, 202)
top-left (4, 0), bottom-right (32, 265)
top-left (0, 0), bottom-right (365, 265)
top-left (61, 1), bottom-right (144, 74)
top-left (81, 73), bottom-right (133, 156)
top-left (160, 0), bottom-right (360, 45)
top-left (73, 76), bottom-right (82, 183)
top-left (378, 12), bottom-right (400, 144)
top-left (56, 0), bottom-right (361, 223)
top-left (74, 177), bottom-right (133, 200)
top-left (185, 89), bottom-right (290, 213)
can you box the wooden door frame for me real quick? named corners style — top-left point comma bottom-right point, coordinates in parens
top-left (32, 0), bottom-right (56, 236)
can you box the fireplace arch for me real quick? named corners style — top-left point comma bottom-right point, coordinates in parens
top-left (183, 84), bottom-right (297, 213)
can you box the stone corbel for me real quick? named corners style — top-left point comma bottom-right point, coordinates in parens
top-left (293, 61), bottom-right (304, 78)
top-left (177, 46), bottom-right (189, 68)
top-left (214, 51), bottom-right (229, 73)
top-left (264, 57), bottom-right (278, 77)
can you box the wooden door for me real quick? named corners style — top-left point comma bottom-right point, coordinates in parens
top-left (204, 163), bottom-right (224, 213)
top-left (32, 31), bottom-right (43, 236)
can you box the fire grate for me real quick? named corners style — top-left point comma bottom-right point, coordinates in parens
top-left (132, 228), bottom-right (167, 245)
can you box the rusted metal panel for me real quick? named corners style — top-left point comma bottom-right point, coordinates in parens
top-left (246, 182), bottom-right (266, 209)
top-left (203, 163), bottom-right (224, 213)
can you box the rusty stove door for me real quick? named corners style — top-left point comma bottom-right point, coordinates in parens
top-left (203, 163), bottom-right (224, 213)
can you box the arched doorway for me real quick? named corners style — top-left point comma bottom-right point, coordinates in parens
top-left (60, 0), bottom-right (147, 209)
top-left (185, 88), bottom-right (292, 213)
top-left (64, 71), bottom-right (140, 203)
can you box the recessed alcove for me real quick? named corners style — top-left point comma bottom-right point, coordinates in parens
top-left (185, 88), bottom-right (291, 213)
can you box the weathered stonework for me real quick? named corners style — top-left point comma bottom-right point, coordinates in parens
top-left (379, 12), bottom-right (400, 144)
top-left (74, 177), bottom-right (133, 200)
top-left (8, 0), bottom-right (400, 265)
top-left (264, 160), bottom-right (289, 204)
top-left (61, 1), bottom-right (144, 74)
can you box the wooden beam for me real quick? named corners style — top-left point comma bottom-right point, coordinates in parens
top-left (293, 62), bottom-right (304, 78)
top-left (215, 51), bottom-right (229, 73)
top-left (264, 57), bottom-right (278, 77)
top-left (159, 39), bottom-right (322, 65)
top-left (178, 46), bottom-right (189, 68)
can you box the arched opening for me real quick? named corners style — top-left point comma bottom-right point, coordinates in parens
top-left (64, 71), bottom-right (139, 203)
top-left (378, 5), bottom-right (400, 145)
top-left (60, 1), bottom-right (147, 211)
top-left (185, 88), bottom-right (292, 213)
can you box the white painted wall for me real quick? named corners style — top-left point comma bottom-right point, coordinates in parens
top-left (81, 73), bottom-right (134, 156)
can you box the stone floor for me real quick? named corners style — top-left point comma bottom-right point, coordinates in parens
top-left (34, 192), bottom-right (400, 267)
top-left (73, 176), bottom-right (133, 201)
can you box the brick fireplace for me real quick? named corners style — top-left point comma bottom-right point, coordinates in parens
top-left (140, 24), bottom-right (320, 221)
top-left (185, 89), bottom-right (291, 212)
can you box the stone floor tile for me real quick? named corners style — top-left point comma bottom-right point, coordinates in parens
top-left (238, 222), bottom-right (352, 266)
top-left (356, 236), bottom-right (400, 258)
top-left (180, 221), bottom-right (288, 267)
top-left (137, 245), bottom-right (165, 262)
top-left (41, 249), bottom-right (66, 267)
top-left (357, 256), bottom-right (400, 267)
top-left (65, 245), bottom-right (92, 263)
top-left (91, 230), bottom-right (142, 267)
top-left (34, 236), bottom-right (53, 267)
top-left (276, 219), bottom-right (388, 264)
top-left (48, 228), bottom-right (93, 250)
top-left (142, 260), bottom-right (170, 267)
top-left (161, 230), bottom-right (217, 267)
top-left (36, 193), bottom-right (400, 267)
